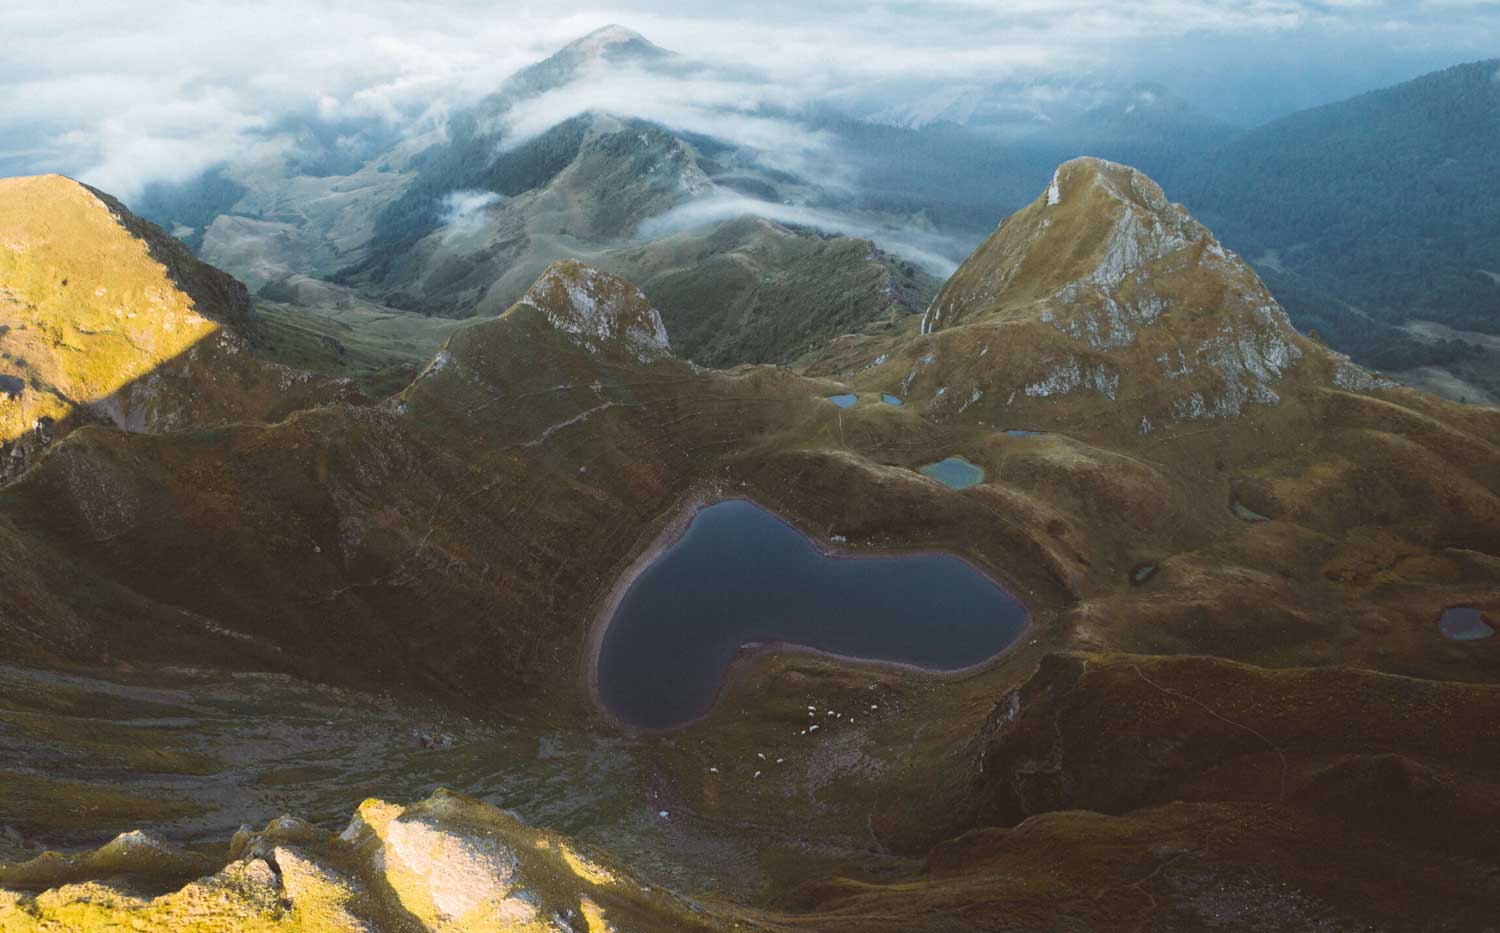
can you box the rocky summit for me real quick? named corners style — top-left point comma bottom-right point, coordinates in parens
top-left (821, 157), bottom-right (1369, 440)
top-left (1, 152), bottom-right (1498, 932)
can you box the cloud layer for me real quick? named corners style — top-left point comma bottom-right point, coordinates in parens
top-left (3, 1), bottom-right (1497, 197)
top-left (639, 193), bottom-right (971, 275)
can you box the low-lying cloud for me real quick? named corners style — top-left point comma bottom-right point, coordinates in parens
top-left (640, 193), bottom-right (972, 276)
top-left (439, 189), bottom-right (505, 237)
top-left (3, 1), bottom-right (1496, 198)
top-left (500, 66), bottom-right (844, 184)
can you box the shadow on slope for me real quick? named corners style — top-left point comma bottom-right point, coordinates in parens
top-left (0, 175), bottom-right (359, 482)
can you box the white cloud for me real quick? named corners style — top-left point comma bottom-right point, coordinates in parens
top-left (1, 1), bottom-right (1495, 197)
top-left (440, 189), bottom-right (505, 237)
top-left (500, 66), bottom-right (843, 181)
top-left (639, 193), bottom-right (967, 275)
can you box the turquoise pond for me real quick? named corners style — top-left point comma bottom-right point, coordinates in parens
top-left (1439, 607), bottom-right (1494, 641)
top-left (881, 394), bottom-right (904, 406)
top-left (597, 500), bottom-right (1028, 729)
top-left (827, 394), bottom-right (859, 408)
top-left (920, 456), bottom-right (985, 489)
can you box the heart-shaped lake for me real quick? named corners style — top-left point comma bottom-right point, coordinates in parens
top-left (594, 499), bottom-right (1028, 729)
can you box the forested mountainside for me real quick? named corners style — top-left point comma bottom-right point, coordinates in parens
top-left (1174, 60), bottom-right (1500, 375)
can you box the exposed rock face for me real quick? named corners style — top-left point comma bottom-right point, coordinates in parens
top-left (1, 789), bottom-right (719, 931)
top-left (521, 260), bottom-right (671, 362)
top-left (925, 158), bottom-right (1256, 331)
top-left (0, 175), bottom-right (357, 483)
top-left (0, 829), bottom-right (211, 891)
top-left (346, 795), bottom-right (530, 927)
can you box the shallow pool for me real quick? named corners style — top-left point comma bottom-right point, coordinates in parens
top-left (1439, 607), bottom-right (1494, 641)
top-left (920, 456), bottom-right (985, 489)
top-left (596, 500), bottom-right (1027, 729)
top-left (827, 394), bottom-right (859, 408)
top-left (881, 394), bottom-right (904, 406)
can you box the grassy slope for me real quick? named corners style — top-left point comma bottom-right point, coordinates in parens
top-left (194, 158), bottom-right (415, 291)
top-left (252, 275), bottom-right (482, 396)
top-left (0, 176), bottom-right (357, 482)
top-left (0, 175), bottom-right (236, 444)
top-left (4, 654), bottom-right (1497, 930)
top-left (606, 217), bottom-right (939, 367)
top-left (2, 167), bottom-right (1499, 927)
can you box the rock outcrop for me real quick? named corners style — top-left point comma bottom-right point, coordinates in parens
top-left (521, 260), bottom-right (671, 362)
top-left (1, 790), bottom-right (721, 931)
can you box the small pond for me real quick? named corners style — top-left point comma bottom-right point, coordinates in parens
top-left (1439, 607), bottom-right (1494, 641)
top-left (1005, 429), bottom-right (1043, 437)
top-left (826, 393), bottom-right (859, 408)
top-left (920, 456), bottom-right (986, 490)
top-left (596, 500), bottom-right (1027, 729)
top-left (881, 394), bottom-right (904, 406)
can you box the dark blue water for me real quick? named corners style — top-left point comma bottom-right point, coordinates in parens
top-left (827, 393), bottom-right (858, 408)
top-left (597, 500), bottom-right (1027, 729)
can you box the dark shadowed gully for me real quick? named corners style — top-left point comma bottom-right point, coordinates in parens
top-left (596, 499), bottom-right (1028, 728)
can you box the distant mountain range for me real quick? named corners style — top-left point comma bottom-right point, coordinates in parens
top-left (857, 62), bottom-right (1500, 385)
top-left (865, 79), bottom-right (1236, 184)
top-left (1173, 60), bottom-right (1500, 384)
top-left (128, 28), bottom-right (1500, 400)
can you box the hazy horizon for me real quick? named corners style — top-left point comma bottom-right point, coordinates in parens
top-left (4, 2), bottom-right (1497, 200)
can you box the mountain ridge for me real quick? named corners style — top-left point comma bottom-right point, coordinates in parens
top-left (0, 174), bottom-right (358, 482)
top-left (119, 32), bottom-right (1500, 402)
top-left (2, 159), bottom-right (1498, 929)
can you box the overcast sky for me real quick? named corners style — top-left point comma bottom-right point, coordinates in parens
top-left (3, 1), bottom-right (1496, 198)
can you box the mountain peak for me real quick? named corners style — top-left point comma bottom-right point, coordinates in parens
top-left (519, 261), bottom-right (671, 361)
top-left (924, 156), bottom-right (1224, 333)
top-left (573, 24), bottom-right (649, 49)
top-left (1048, 156), bottom-right (1173, 213)
top-left (900, 158), bottom-right (1344, 428)
top-left (489, 25), bottom-right (671, 107)
top-left (559, 24), bottom-right (666, 62)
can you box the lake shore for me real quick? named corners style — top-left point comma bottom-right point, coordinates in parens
top-left (581, 486), bottom-right (1033, 733)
